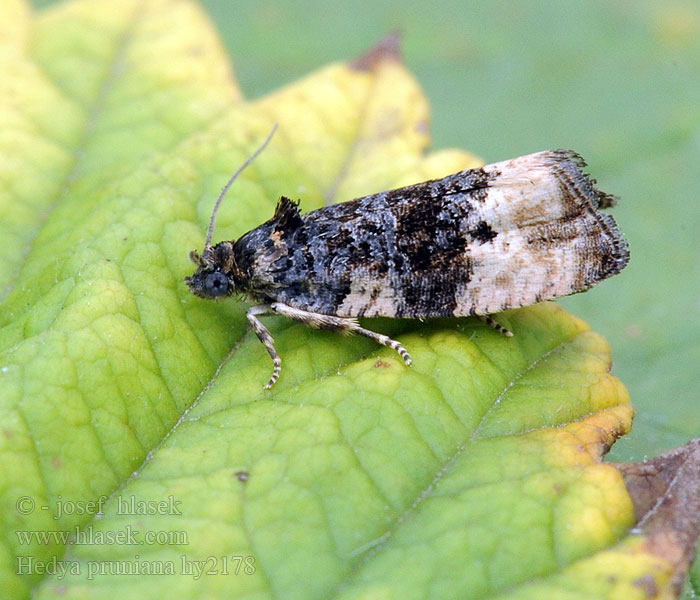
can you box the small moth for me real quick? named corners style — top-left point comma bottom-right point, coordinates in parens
top-left (186, 125), bottom-right (629, 388)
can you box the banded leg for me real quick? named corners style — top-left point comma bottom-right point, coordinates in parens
top-left (477, 314), bottom-right (513, 337)
top-left (270, 302), bottom-right (413, 366)
top-left (246, 305), bottom-right (282, 389)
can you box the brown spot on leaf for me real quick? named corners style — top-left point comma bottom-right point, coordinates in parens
top-left (350, 33), bottom-right (401, 71)
top-left (374, 359), bottom-right (390, 368)
top-left (591, 422), bottom-right (629, 457)
top-left (632, 574), bottom-right (658, 597)
top-left (415, 121), bottom-right (430, 135)
top-left (612, 438), bottom-right (700, 596)
top-left (51, 456), bottom-right (61, 469)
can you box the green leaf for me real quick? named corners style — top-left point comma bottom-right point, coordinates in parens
top-left (2, 1), bottom-right (697, 599)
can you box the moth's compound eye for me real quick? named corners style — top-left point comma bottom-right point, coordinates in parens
top-left (204, 271), bottom-right (229, 297)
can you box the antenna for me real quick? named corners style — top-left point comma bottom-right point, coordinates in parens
top-left (204, 123), bottom-right (278, 250)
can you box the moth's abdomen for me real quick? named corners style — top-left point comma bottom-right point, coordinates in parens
top-left (259, 150), bottom-right (628, 319)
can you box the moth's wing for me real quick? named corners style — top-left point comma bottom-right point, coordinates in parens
top-left (261, 150), bottom-right (628, 319)
top-left (445, 149), bottom-right (629, 316)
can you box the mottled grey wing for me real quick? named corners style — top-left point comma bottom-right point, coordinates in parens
top-left (264, 150), bottom-right (629, 319)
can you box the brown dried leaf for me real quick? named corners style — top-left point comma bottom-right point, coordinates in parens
top-left (613, 438), bottom-right (700, 596)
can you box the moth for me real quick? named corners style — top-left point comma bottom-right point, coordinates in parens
top-left (186, 125), bottom-right (629, 388)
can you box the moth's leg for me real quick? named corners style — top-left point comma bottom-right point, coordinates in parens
top-left (477, 314), bottom-right (513, 337)
top-left (270, 302), bottom-right (412, 366)
top-left (246, 305), bottom-right (282, 389)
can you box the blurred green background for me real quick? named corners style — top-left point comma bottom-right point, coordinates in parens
top-left (32, 0), bottom-right (700, 463)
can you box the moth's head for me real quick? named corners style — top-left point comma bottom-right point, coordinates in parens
top-left (185, 245), bottom-right (235, 300)
top-left (185, 124), bottom-right (278, 301)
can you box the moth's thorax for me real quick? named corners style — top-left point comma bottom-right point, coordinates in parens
top-left (230, 218), bottom-right (296, 300)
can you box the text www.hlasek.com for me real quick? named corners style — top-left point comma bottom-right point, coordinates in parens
top-left (16, 525), bottom-right (187, 547)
